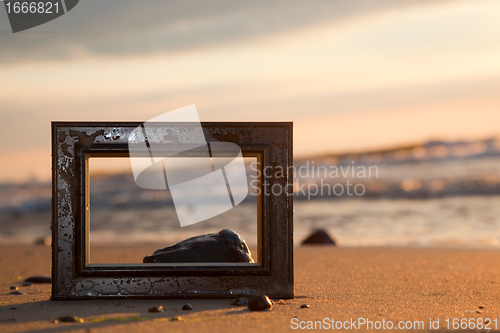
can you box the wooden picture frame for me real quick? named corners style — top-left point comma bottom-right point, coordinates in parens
top-left (51, 122), bottom-right (293, 299)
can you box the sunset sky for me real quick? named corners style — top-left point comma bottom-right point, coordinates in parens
top-left (1, 0), bottom-right (500, 182)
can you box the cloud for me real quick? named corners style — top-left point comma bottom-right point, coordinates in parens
top-left (0, 0), bottom-right (455, 63)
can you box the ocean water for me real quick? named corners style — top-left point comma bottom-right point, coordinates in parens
top-left (2, 140), bottom-right (500, 248)
top-left (2, 195), bottom-right (500, 248)
top-left (294, 196), bottom-right (500, 247)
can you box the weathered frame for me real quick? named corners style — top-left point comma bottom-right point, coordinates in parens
top-left (51, 122), bottom-right (293, 299)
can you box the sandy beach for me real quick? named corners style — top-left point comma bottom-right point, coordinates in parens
top-left (1, 244), bottom-right (499, 332)
top-left (2, 1), bottom-right (500, 332)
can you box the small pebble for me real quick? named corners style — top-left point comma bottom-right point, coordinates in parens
top-left (170, 316), bottom-right (182, 321)
top-left (8, 290), bottom-right (24, 295)
top-left (10, 307), bottom-right (17, 310)
top-left (148, 305), bottom-right (164, 313)
top-left (55, 316), bottom-right (84, 323)
top-left (230, 297), bottom-right (249, 306)
top-left (182, 303), bottom-right (192, 311)
top-left (24, 276), bottom-right (52, 284)
top-left (22, 283), bottom-right (32, 287)
top-left (10, 286), bottom-right (18, 290)
top-left (276, 299), bottom-right (286, 305)
top-left (248, 295), bottom-right (273, 311)
top-left (479, 306), bottom-right (484, 309)
top-left (300, 304), bottom-right (310, 308)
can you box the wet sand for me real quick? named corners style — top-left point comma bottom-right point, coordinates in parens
top-left (1, 245), bottom-right (500, 332)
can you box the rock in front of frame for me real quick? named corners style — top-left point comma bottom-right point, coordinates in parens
top-left (248, 295), bottom-right (273, 311)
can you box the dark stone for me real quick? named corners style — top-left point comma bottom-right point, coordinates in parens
top-left (230, 297), bottom-right (249, 306)
top-left (24, 276), bottom-right (52, 284)
top-left (148, 305), bottom-right (164, 313)
top-left (8, 290), bottom-right (24, 295)
top-left (182, 304), bottom-right (192, 311)
top-left (10, 307), bottom-right (17, 310)
top-left (301, 229), bottom-right (336, 245)
top-left (55, 316), bottom-right (84, 323)
top-left (9, 286), bottom-right (18, 290)
top-left (300, 304), bottom-right (310, 308)
top-left (143, 229), bottom-right (254, 263)
top-left (248, 295), bottom-right (272, 311)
